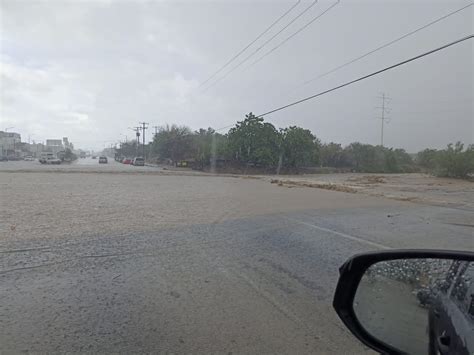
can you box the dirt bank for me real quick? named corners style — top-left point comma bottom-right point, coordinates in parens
top-left (266, 173), bottom-right (474, 211)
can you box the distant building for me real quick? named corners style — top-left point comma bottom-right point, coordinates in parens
top-left (46, 139), bottom-right (64, 155)
top-left (46, 139), bottom-right (63, 147)
top-left (28, 142), bottom-right (47, 157)
top-left (0, 131), bottom-right (21, 157)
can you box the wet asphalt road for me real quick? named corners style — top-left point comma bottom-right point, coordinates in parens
top-left (1, 160), bottom-right (473, 353)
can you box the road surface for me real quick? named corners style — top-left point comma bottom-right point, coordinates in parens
top-left (1, 159), bottom-right (472, 353)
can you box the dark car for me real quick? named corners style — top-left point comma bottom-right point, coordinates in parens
top-left (0, 156), bottom-right (8, 162)
top-left (122, 158), bottom-right (132, 164)
top-left (428, 261), bottom-right (473, 355)
top-left (98, 156), bottom-right (108, 164)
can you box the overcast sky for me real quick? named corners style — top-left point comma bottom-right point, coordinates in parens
top-left (1, 0), bottom-right (472, 152)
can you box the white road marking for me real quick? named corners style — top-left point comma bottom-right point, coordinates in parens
top-left (287, 218), bottom-right (390, 250)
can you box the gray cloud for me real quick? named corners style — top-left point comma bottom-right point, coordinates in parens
top-left (1, 0), bottom-right (472, 151)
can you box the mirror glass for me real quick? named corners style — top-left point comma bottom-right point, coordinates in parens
top-left (353, 258), bottom-right (473, 355)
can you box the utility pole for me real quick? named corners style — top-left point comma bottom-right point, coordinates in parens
top-left (153, 126), bottom-right (159, 137)
top-left (139, 122), bottom-right (149, 160)
top-left (129, 127), bottom-right (141, 156)
top-left (376, 93), bottom-right (391, 147)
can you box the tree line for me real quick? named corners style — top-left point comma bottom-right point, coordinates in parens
top-left (116, 113), bottom-right (473, 178)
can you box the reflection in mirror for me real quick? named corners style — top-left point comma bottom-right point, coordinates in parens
top-left (353, 258), bottom-right (473, 355)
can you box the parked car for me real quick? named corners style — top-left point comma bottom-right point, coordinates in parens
top-left (99, 156), bottom-right (108, 164)
top-left (39, 153), bottom-right (59, 164)
top-left (428, 261), bottom-right (473, 355)
top-left (47, 157), bottom-right (61, 165)
top-left (0, 156), bottom-right (8, 162)
top-left (132, 157), bottom-right (145, 166)
top-left (24, 156), bottom-right (35, 161)
top-left (122, 158), bottom-right (132, 164)
top-left (92, 156), bottom-right (97, 159)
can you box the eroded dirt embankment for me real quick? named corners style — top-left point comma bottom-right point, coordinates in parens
top-left (267, 173), bottom-right (474, 211)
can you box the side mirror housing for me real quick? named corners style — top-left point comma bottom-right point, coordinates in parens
top-left (333, 250), bottom-right (474, 355)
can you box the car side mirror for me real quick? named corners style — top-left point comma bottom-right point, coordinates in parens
top-left (333, 250), bottom-right (473, 355)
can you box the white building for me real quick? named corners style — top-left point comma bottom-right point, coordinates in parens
top-left (28, 143), bottom-right (47, 157)
top-left (46, 139), bottom-right (64, 155)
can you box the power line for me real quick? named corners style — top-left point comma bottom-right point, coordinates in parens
top-left (255, 34), bottom-right (473, 118)
top-left (201, 0), bottom-right (319, 92)
top-left (248, 0), bottom-right (340, 68)
top-left (198, 0), bottom-right (301, 88)
top-left (298, 2), bottom-right (473, 88)
top-left (214, 34), bottom-right (472, 133)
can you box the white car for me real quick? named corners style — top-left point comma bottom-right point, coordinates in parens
top-left (24, 156), bottom-right (35, 161)
top-left (47, 157), bottom-right (61, 165)
top-left (132, 157), bottom-right (145, 166)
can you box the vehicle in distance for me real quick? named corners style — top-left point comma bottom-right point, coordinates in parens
top-left (39, 153), bottom-right (61, 164)
top-left (92, 156), bottom-right (97, 159)
top-left (132, 157), bottom-right (145, 166)
top-left (122, 158), bottom-right (132, 164)
top-left (176, 160), bottom-right (189, 167)
top-left (44, 157), bottom-right (61, 164)
top-left (0, 156), bottom-right (8, 161)
top-left (99, 156), bottom-right (108, 164)
top-left (24, 156), bottom-right (35, 161)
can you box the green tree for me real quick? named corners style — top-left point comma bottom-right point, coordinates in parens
top-left (281, 126), bottom-right (320, 169)
top-left (383, 148), bottom-right (399, 173)
top-left (320, 142), bottom-right (347, 167)
top-left (193, 128), bottom-right (227, 168)
top-left (117, 140), bottom-right (139, 158)
top-left (391, 148), bottom-right (415, 172)
top-left (343, 143), bottom-right (415, 173)
top-left (345, 143), bottom-right (379, 172)
top-left (416, 149), bottom-right (438, 170)
top-left (152, 125), bottom-right (194, 162)
top-left (434, 142), bottom-right (473, 178)
top-left (227, 113), bottom-right (281, 167)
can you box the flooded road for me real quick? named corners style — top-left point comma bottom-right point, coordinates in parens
top-left (1, 160), bottom-right (472, 353)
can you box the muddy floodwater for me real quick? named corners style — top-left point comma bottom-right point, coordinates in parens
top-left (1, 159), bottom-right (472, 353)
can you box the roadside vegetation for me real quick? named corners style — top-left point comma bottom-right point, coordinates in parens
top-left (416, 142), bottom-right (473, 179)
top-left (116, 113), bottom-right (473, 179)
